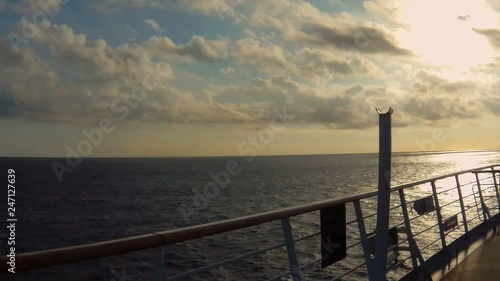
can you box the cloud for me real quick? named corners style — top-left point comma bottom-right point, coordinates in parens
top-left (363, 0), bottom-right (407, 27)
top-left (144, 35), bottom-right (231, 62)
top-left (94, 0), bottom-right (245, 20)
top-left (0, 32), bottom-right (492, 130)
top-left (125, 25), bottom-right (138, 36)
top-left (474, 28), bottom-right (500, 49)
top-left (12, 20), bottom-right (231, 64)
top-left (5, 0), bottom-right (65, 16)
top-left (219, 67), bottom-right (235, 78)
top-left (486, 0), bottom-right (500, 12)
top-left (0, 31), bottom-right (393, 129)
top-left (213, 75), bottom-right (407, 128)
top-left (175, 0), bottom-right (246, 21)
top-left (244, 1), bottom-right (411, 56)
top-left (143, 18), bottom-right (164, 33)
top-left (329, 0), bottom-right (348, 9)
top-left (409, 70), bottom-right (476, 94)
top-left (402, 69), bottom-right (485, 122)
top-left (2, 1), bottom-right (498, 131)
top-left (299, 23), bottom-right (412, 56)
top-left (233, 38), bottom-right (386, 81)
top-left (93, 0), bottom-right (164, 13)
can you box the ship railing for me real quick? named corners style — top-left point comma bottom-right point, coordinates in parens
top-left (2, 165), bottom-right (500, 280)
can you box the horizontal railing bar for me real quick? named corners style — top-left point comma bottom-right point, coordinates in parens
top-left (361, 204), bottom-right (404, 221)
top-left (294, 231), bottom-right (321, 243)
top-left (481, 186), bottom-right (496, 193)
top-left (170, 229), bottom-right (322, 280)
top-left (167, 241), bottom-right (288, 280)
top-left (468, 213), bottom-right (483, 222)
top-left (462, 193), bottom-right (476, 200)
top-left (266, 257), bottom-right (323, 281)
top-left (2, 164), bottom-right (497, 273)
top-left (346, 240), bottom-right (362, 250)
top-left (408, 212), bottom-right (430, 223)
top-left (439, 198), bottom-right (461, 209)
top-left (472, 170), bottom-right (500, 173)
top-left (346, 218), bottom-right (358, 226)
top-left (420, 236), bottom-right (442, 252)
top-left (362, 212), bottom-right (378, 220)
top-left (464, 203), bottom-right (480, 211)
top-left (445, 223), bottom-right (465, 235)
top-left (330, 261), bottom-right (367, 281)
top-left (461, 176), bottom-right (492, 186)
top-left (413, 222), bottom-right (440, 237)
top-left (299, 257), bottom-right (322, 271)
top-left (437, 186), bottom-right (459, 195)
top-left (266, 270), bottom-right (292, 281)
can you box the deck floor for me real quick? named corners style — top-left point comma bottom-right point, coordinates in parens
top-left (441, 234), bottom-right (500, 281)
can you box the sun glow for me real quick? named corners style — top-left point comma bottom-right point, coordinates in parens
top-left (399, 0), bottom-right (498, 70)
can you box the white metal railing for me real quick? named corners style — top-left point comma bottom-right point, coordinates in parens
top-left (2, 165), bottom-right (500, 280)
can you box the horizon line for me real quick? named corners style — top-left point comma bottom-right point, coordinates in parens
top-left (2, 147), bottom-right (500, 159)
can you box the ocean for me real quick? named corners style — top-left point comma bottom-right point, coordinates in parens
top-left (2, 150), bottom-right (500, 281)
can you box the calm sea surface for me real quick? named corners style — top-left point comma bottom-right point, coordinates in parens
top-left (2, 150), bottom-right (500, 280)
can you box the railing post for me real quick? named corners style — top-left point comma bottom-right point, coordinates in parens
top-left (353, 200), bottom-right (374, 280)
top-left (399, 189), bottom-right (431, 280)
top-left (152, 247), bottom-right (168, 281)
top-left (491, 167), bottom-right (500, 213)
top-left (431, 181), bottom-right (446, 249)
top-left (374, 107), bottom-right (393, 281)
top-left (281, 218), bottom-right (301, 281)
top-left (474, 172), bottom-right (488, 221)
top-left (398, 189), bottom-right (418, 269)
top-left (455, 175), bottom-right (468, 233)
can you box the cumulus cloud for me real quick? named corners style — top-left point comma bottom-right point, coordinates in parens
top-left (211, 75), bottom-right (412, 128)
top-left (3, 0), bottom-right (498, 131)
top-left (402, 70), bottom-right (485, 122)
top-left (12, 20), bottom-right (231, 65)
top-left (243, 1), bottom-right (411, 57)
top-left (233, 38), bottom-right (386, 80)
top-left (409, 70), bottom-right (476, 94)
top-left (94, 0), bottom-right (410, 57)
top-left (300, 23), bottom-right (412, 56)
top-left (0, 22), bottom-right (244, 124)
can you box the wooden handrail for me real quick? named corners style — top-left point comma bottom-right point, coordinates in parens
top-left (2, 164), bottom-right (498, 273)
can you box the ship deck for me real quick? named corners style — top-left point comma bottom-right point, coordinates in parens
top-left (442, 234), bottom-right (500, 281)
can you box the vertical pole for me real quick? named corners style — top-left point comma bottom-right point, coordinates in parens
top-left (152, 247), bottom-right (168, 281)
top-left (455, 175), bottom-right (468, 233)
top-left (374, 107), bottom-right (393, 281)
top-left (281, 218), bottom-right (301, 281)
top-left (431, 181), bottom-right (447, 249)
top-left (353, 200), bottom-right (374, 279)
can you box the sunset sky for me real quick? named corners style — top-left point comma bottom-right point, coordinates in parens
top-left (1, 0), bottom-right (500, 157)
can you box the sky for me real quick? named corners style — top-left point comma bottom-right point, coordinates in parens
top-left (0, 0), bottom-right (500, 157)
